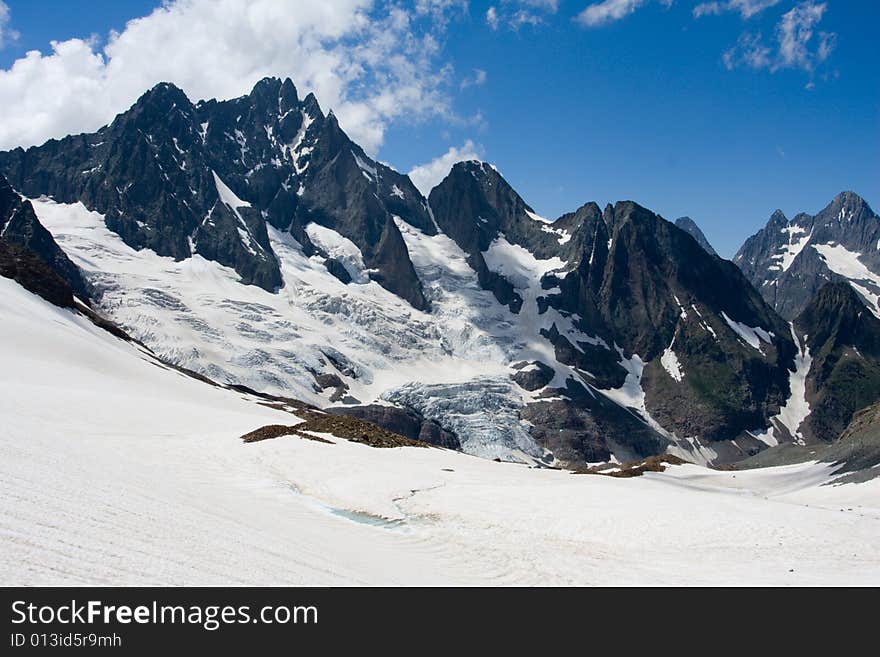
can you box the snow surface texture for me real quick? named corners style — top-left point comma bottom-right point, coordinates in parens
top-left (2, 276), bottom-right (879, 585)
top-left (304, 222), bottom-right (370, 284)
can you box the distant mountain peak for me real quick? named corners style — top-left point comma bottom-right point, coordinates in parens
top-left (734, 191), bottom-right (880, 320)
top-left (825, 190), bottom-right (873, 218)
top-left (674, 216), bottom-right (718, 257)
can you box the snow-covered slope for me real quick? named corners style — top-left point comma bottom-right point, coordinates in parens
top-left (2, 276), bottom-right (879, 585)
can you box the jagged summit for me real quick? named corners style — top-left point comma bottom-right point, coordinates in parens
top-left (830, 189), bottom-right (871, 209)
top-left (0, 77), bottom-right (430, 306)
top-left (735, 190), bottom-right (880, 320)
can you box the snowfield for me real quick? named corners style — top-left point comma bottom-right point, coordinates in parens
top-left (2, 276), bottom-right (879, 585)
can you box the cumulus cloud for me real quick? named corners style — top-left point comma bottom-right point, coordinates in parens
top-left (0, 0), bottom-right (463, 154)
top-left (0, 1), bottom-right (18, 48)
top-left (575, 0), bottom-right (671, 28)
top-left (407, 139), bottom-right (482, 195)
top-left (722, 1), bottom-right (835, 73)
top-left (693, 0), bottom-right (781, 19)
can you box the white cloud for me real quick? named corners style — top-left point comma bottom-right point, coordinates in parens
top-left (407, 139), bottom-right (482, 195)
top-left (0, 0), bottom-right (462, 154)
top-left (776, 1), bottom-right (830, 69)
top-left (486, 6), bottom-right (500, 30)
top-left (693, 0), bottom-right (781, 19)
top-left (721, 1), bottom-right (835, 73)
top-left (460, 68), bottom-right (488, 89)
top-left (577, 0), bottom-right (645, 27)
top-left (414, 0), bottom-right (468, 28)
top-left (575, 0), bottom-right (671, 28)
top-left (485, 1), bottom-right (559, 30)
top-left (0, 1), bottom-right (18, 49)
top-left (722, 32), bottom-right (772, 69)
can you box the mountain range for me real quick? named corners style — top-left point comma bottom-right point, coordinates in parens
top-left (2, 76), bottom-right (879, 471)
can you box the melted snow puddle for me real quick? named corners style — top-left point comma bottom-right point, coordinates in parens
top-left (283, 483), bottom-right (410, 532)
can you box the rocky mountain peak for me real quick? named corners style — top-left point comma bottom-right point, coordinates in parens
top-left (6, 77), bottom-right (877, 471)
top-left (769, 209), bottom-right (787, 224)
top-left (832, 190), bottom-right (870, 210)
top-left (735, 191), bottom-right (880, 321)
top-left (674, 216), bottom-right (718, 257)
top-left (133, 82), bottom-right (195, 119)
top-left (819, 190), bottom-right (873, 225)
top-left (0, 77), bottom-right (434, 307)
top-left (301, 92), bottom-right (323, 118)
top-left (247, 76), bottom-right (299, 108)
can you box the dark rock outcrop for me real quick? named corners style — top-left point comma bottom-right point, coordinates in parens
top-left (795, 281), bottom-right (880, 442)
top-left (0, 239), bottom-right (75, 308)
top-left (0, 174), bottom-right (88, 301)
top-left (327, 404), bottom-right (460, 449)
top-left (511, 361), bottom-right (555, 391)
top-left (544, 200), bottom-right (796, 442)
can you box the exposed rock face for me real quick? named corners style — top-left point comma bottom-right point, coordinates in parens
top-left (0, 174), bottom-right (87, 301)
top-left (795, 282), bottom-right (880, 442)
top-left (675, 216), bottom-right (717, 256)
top-left (328, 404), bottom-right (460, 450)
top-left (824, 400), bottom-right (880, 482)
top-left (735, 192), bottom-right (880, 320)
top-left (542, 201), bottom-right (796, 443)
top-left (0, 239), bottom-right (75, 308)
top-left (0, 78), bottom-right (428, 308)
top-left (428, 161), bottom-right (576, 311)
top-left (523, 381), bottom-right (671, 464)
top-left (511, 361), bottom-right (555, 391)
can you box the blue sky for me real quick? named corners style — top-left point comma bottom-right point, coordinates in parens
top-left (0, 0), bottom-right (877, 257)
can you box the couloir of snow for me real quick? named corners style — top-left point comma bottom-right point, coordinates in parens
top-left (720, 312), bottom-right (774, 352)
top-left (769, 224), bottom-right (812, 273)
top-left (2, 276), bottom-right (879, 585)
top-left (750, 327), bottom-right (814, 446)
